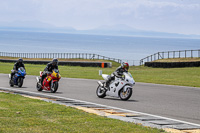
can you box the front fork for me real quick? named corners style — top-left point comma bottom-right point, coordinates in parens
top-left (123, 85), bottom-right (132, 93)
top-left (98, 81), bottom-right (108, 91)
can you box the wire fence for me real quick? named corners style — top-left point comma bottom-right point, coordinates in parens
top-left (140, 49), bottom-right (200, 65)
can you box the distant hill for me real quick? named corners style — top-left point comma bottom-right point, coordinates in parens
top-left (0, 23), bottom-right (199, 39)
top-left (79, 24), bottom-right (200, 39)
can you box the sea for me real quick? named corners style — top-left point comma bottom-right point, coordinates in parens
top-left (0, 30), bottom-right (200, 65)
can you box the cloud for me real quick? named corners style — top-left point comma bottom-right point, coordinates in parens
top-left (0, 0), bottom-right (200, 34)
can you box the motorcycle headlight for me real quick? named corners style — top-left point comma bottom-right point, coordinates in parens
top-left (19, 72), bottom-right (21, 75)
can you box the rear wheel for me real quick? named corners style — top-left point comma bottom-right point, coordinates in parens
top-left (51, 81), bottom-right (58, 93)
top-left (9, 75), bottom-right (15, 87)
top-left (18, 77), bottom-right (23, 87)
top-left (96, 85), bottom-right (106, 98)
top-left (9, 80), bottom-right (14, 87)
top-left (119, 87), bottom-right (132, 101)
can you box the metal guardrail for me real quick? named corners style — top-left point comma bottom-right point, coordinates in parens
top-left (140, 49), bottom-right (200, 65)
top-left (0, 52), bottom-right (122, 64)
top-left (0, 52), bottom-right (141, 66)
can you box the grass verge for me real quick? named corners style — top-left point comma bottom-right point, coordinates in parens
top-left (0, 62), bottom-right (200, 87)
top-left (0, 92), bottom-right (164, 133)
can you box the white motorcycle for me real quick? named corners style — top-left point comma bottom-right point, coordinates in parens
top-left (97, 72), bottom-right (135, 101)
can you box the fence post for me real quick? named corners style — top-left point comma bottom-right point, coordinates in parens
top-left (191, 50), bottom-right (193, 58)
top-left (162, 52), bottom-right (164, 59)
top-left (168, 51), bottom-right (169, 58)
top-left (185, 50), bottom-right (186, 58)
top-left (199, 50), bottom-right (200, 58)
top-left (140, 59), bottom-right (143, 65)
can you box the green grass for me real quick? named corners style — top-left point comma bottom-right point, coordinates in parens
top-left (1, 62), bottom-right (200, 87)
top-left (132, 66), bottom-right (200, 87)
top-left (0, 92), bottom-right (164, 133)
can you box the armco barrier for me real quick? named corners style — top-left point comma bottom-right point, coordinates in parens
top-left (145, 61), bottom-right (200, 68)
top-left (0, 59), bottom-right (112, 68)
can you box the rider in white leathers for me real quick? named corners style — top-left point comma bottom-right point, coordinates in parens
top-left (105, 62), bottom-right (129, 87)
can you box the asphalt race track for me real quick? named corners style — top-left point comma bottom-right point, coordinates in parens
top-left (0, 74), bottom-right (200, 125)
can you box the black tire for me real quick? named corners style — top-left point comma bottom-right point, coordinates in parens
top-left (36, 82), bottom-right (43, 91)
top-left (51, 81), bottom-right (58, 93)
top-left (9, 80), bottom-right (14, 87)
top-left (96, 85), bottom-right (106, 98)
top-left (119, 86), bottom-right (132, 101)
top-left (18, 77), bottom-right (23, 87)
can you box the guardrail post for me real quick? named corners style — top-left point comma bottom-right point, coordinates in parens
top-left (162, 52), bottom-right (164, 59)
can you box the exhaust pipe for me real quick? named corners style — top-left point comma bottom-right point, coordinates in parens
top-left (97, 81), bottom-right (103, 87)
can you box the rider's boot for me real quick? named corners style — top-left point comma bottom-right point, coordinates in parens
top-left (40, 77), bottom-right (44, 86)
top-left (105, 80), bottom-right (111, 88)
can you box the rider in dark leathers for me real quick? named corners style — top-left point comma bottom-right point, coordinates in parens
top-left (105, 62), bottom-right (129, 87)
top-left (41, 58), bottom-right (58, 84)
top-left (11, 58), bottom-right (25, 79)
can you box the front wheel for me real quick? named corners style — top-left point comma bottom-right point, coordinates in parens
top-left (18, 77), bottom-right (23, 87)
top-left (96, 85), bottom-right (106, 98)
top-left (119, 87), bottom-right (132, 101)
top-left (51, 81), bottom-right (58, 93)
top-left (36, 82), bottom-right (43, 91)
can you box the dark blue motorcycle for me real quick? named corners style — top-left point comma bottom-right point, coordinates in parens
top-left (9, 67), bottom-right (26, 87)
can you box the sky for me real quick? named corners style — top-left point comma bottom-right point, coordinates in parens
top-left (0, 0), bottom-right (200, 35)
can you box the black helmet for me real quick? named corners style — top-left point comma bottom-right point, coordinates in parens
top-left (52, 58), bottom-right (58, 66)
top-left (18, 58), bottom-right (23, 63)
